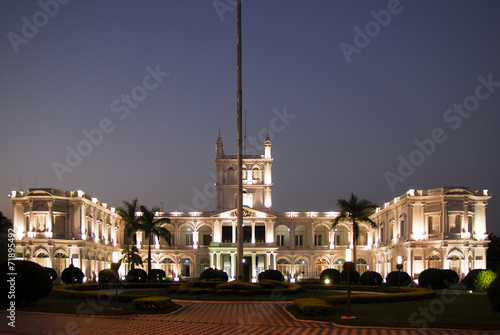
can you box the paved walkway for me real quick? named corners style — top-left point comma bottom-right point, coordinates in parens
top-left (1, 301), bottom-right (498, 335)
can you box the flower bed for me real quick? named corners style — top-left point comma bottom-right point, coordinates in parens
top-left (133, 296), bottom-right (173, 311)
top-left (294, 298), bottom-right (331, 316)
top-left (324, 287), bottom-right (436, 305)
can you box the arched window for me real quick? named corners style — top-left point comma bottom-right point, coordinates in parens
top-left (277, 259), bottom-right (291, 279)
top-left (448, 254), bottom-right (462, 277)
top-left (295, 258), bottom-right (308, 279)
top-left (161, 258), bottom-right (175, 278)
top-left (428, 254), bottom-right (441, 269)
top-left (356, 258), bottom-right (368, 274)
top-left (334, 258), bottom-right (345, 271)
top-left (181, 258), bottom-right (192, 277)
top-left (315, 258), bottom-right (329, 277)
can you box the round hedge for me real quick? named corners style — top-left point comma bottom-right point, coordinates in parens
top-left (126, 268), bottom-right (147, 283)
top-left (44, 267), bottom-right (58, 281)
top-left (258, 269), bottom-right (284, 282)
top-left (487, 271), bottom-right (500, 312)
top-left (61, 265), bottom-right (84, 284)
top-left (463, 269), bottom-right (482, 290)
top-left (418, 268), bottom-right (458, 289)
top-left (464, 269), bottom-right (497, 292)
top-left (386, 271), bottom-right (411, 287)
top-left (359, 271), bottom-right (383, 286)
top-left (463, 269), bottom-right (497, 292)
top-left (199, 268), bottom-right (228, 282)
top-left (320, 269), bottom-right (341, 284)
top-left (340, 269), bottom-right (360, 284)
top-left (0, 260), bottom-right (52, 306)
top-left (98, 269), bottom-right (119, 284)
top-left (148, 269), bottom-right (167, 282)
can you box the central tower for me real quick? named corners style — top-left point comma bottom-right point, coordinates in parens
top-left (215, 130), bottom-right (273, 212)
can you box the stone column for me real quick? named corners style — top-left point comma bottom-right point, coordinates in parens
top-left (232, 221), bottom-right (236, 243)
top-left (252, 252), bottom-right (256, 280)
top-left (251, 221), bottom-right (255, 244)
top-left (230, 252), bottom-right (236, 279)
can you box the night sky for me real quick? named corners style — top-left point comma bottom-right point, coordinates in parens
top-left (1, 1), bottom-right (500, 235)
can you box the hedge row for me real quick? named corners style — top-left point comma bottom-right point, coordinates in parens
top-left (294, 298), bottom-right (331, 316)
top-left (300, 284), bottom-right (381, 291)
top-left (52, 286), bottom-right (150, 302)
top-left (133, 297), bottom-right (174, 311)
top-left (324, 288), bottom-right (436, 305)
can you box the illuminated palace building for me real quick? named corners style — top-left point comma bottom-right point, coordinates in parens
top-left (9, 131), bottom-right (491, 282)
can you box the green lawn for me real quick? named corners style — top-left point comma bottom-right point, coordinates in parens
top-left (287, 292), bottom-right (500, 330)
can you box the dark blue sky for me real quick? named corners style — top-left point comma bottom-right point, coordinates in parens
top-left (1, 1), bottom-right (500, 235)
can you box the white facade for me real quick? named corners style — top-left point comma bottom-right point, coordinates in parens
top-left (9, 132), bottom-right (491, 282)
top-left (10, 189), bottom-right (124, 281)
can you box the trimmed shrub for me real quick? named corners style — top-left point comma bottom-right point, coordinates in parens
top-left (294, 298), bottom-right (331, 316)
top-left (418, 268), bottom-right (458, 289)
top-left (463, 269), bottom-right (482, 290)
top-left (126, 268), bottom-right (147, 283)
top-left (340, 269), bottom-right (360, 284)
top-left (324, 288), bottom-right (436, 305)
top-left (442, 269), bottom-right (459, 287)
top-left (464, 269), bottom-right (497, 292)
top-left (133, 296), bottom-right (173, 311)
top-left (359, 271), bottom-right (383, 286)
top-left (487, 272), bottom-right (500, 312)
top-left (0, 260), bottom-right (52, 306)
top-left (98, 269), bottom-right (119, 284)
top-left (199, 268), bottom-right (228, 282)
top-left (44, 267), bottom-right (58, 281)
top-left (258, 280), bottom-right (290, 289)
top-left (320, 269), bottom-right (341, 285)
top-left (258, 269), bottom-right (284, 282)
top-left (148, 269), bottom-right (167, 282)
top-left (61, 265), bottom-right (84, 284)
top-left (386, 271), bottom-right (411, 287)
top-left (474, 270), bottom-right (497, 292)
top-left (214, 281), bottom-right (260, 295)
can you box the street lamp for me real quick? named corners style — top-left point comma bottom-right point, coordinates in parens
top-left (396, 256), bottom-right (403, 293)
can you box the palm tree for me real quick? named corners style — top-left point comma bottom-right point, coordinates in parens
top-left (116, 198), bottom-right (142, 248)
top-left (332, 193), bottom-right (377, 266)
top-left (120, 245), bottom-right (142, 270)
top-left (137, 205), bottom-right (171, 274)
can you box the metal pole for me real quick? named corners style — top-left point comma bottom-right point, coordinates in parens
top-left (398, 267), bottom-right (401, 293)
top-left (236, 0), bottom-right (244, 281)
top-left (347, 269), bottom-right (351, 317)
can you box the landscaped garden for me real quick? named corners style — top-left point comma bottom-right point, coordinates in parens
top-left (1, 261), bottom-right (499, 330)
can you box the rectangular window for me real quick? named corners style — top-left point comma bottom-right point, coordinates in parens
top-left (450, 215), bottom-right (461, 233)
top-left (222, 226), bottom-right (232, 243)
top-left (277, 235), bottom-right (284, 246)
top-left (255, 226), bottom-right (265, 243)
top-left (335, 233), bottom-right (342, 245)
top-left (185, 234), bottom-right (193, 246)
top-left (314, 234), bottom-right (322, 246)
top-left (468, 216), bottom-right (474, 234)
top-left (428, 216), bottom-right (439, 234)
top-left (203, 234), bottom-right (211, 245)
top-left (295, 235), bottom-right (304, 246)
